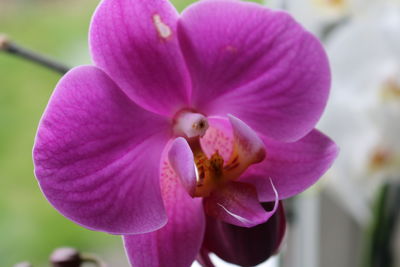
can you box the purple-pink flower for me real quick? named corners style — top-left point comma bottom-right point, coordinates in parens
top-left (33, 0), bottom-right (338, 266)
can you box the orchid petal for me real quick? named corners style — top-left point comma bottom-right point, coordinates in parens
top-left (90, 0), bottom-right (191, 116)
top-left (168, 137), bottom-right (197, 196)
top-left (178, 0), bottom-right (330, 141)
top-left (124, 141), bottom-right (205, 267)
top-left (203, 181), bottom-right (278, 228)
top-left (33, 66), bottom-right (170, 234)
top-left (243, 129), bottom-right (339, 201)
top-left (203, 202), bottom-right (286, 266)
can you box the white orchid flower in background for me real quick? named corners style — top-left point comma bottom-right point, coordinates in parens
top-left (318, 0), bottom-right (400, 225)
top-left (265, 0), bottom-right (382, 36)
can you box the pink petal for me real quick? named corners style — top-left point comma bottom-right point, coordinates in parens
top-left (33, 66), bottom-right (170, 234)
top-left (243, 129), bottom-right (339, 202)
top-left (203, 181), bottom-right (278, 228)
top-left (202, 201), bottom-right (286, 266)
top-left (90, 0), bottom-right (190, 116)
top-left (124, 141), bottom-right (205, 267)
top-left (228, 114), bottom-right (266, 165)
top-left (200, 116), bottom-right (234, 162)
top-left (178, 0), bottom-right (330, 141)
top-left (168, 137), bottom-right (197, 196)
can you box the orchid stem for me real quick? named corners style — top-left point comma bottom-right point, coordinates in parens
top-left (0, 34), bottom-right (70, 75)
top-left (362, 181), bottom-right (400, 267)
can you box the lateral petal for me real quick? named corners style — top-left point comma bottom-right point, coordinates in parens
top-left (33, 66), bottom-right (170, 234)
top-left (243, 129), bottom-right (339, 201)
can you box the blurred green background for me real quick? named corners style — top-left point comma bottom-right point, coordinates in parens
top-left (0, 0), bottom-right (262, 266)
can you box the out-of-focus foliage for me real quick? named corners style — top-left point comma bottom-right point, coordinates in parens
top-left (0, 1), bottom-right (118, 266)
top-left (0, 0), bottom-right (263, 266)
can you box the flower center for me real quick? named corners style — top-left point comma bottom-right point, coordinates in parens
top-left (170, 113), bottom-right (266, 198)
top-left (315, 0), bottom-right (345, 8)
top-left (312, 0), bottom-right (348, 15)
top-left (381, 77), bottom-right (400, 101)
top-left (189, 137), bottom-right (250, 198)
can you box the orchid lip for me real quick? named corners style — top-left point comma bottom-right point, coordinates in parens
top-left (170, 115), bottom-right (267, 198)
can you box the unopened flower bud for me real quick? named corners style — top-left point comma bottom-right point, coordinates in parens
top-left (50, 247), bottom-right (81, 267)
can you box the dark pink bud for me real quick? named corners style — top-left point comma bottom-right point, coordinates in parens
top-left (202, 201), bottom-right (286, 266)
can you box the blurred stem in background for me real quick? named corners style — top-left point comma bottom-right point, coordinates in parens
top-left (0, 34), bottom-right (70, 75)
top-left (14, 247), bottom-right (107, 267)
top-left (362, 181), bottom-right (400, 267)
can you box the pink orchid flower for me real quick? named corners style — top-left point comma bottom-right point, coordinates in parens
top-left (33, 0), bottom-right (338, 266)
